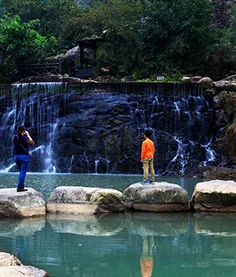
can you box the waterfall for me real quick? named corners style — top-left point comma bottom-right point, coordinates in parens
top-left (0, 82), bottom-right (216, 175)
top-left (0, 82), bottom-right (63, 172)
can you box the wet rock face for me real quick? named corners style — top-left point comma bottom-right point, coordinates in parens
top-left (1, 83), bottom-right (216, 176)
top-left (55, 91), bottom-right (214, 175)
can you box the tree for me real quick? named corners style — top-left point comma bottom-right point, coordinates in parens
top-left (66, 0), bottom-right (143, 76)
top-left (3, 0), bottom-right (81, 49)
top-left (134, 0), bottom-right (215, 77)
top-left (0, 14), bottom-right (56, 82)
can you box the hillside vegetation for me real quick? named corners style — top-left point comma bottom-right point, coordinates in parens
top-left (0, 0), bottom-right (235, 82)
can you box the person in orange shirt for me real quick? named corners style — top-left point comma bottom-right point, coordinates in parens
top-left (141, 129), bottom-right (155, 184)
top-left (140, 236), bottom-right (154, 277)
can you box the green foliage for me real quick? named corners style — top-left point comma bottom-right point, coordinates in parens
top-left (0, 14), bottom-right (56, 82)
top-left (3, 0), bottom-right (81, 49)
top-left (73, 0), bottom-right (143, 76)
top-left (134, 0), bottom-right (214, 77)
top-left (1, 0), bottom-right (236, 81)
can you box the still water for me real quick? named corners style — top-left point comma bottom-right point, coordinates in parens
top-left (0, 174), bottom-right (235, 277)
top-left (0, 173), bottom-right (198, 199)
top-left (0, 213), bottom-right (236, 277)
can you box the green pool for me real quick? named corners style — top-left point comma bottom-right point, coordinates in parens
top-left (1, 174), bottom-right (235, 277)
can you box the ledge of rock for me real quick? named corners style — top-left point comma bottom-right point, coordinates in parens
top-left (16, 73), bottom-right (96, 84)
top-left (201, 166), bottom-right (236, 181)
top-left (46, 186), bottom-right (124, 214)
top-left (214, 80), bottom-right (236, 92)
top-left (0, 188), bottom-right (46, 218)
top-left (123, 182), bottom-right (189, 212)
top-left (0, 252), bottom-right (49, 277)
top-left (191, 180), bottom-right (236, 212)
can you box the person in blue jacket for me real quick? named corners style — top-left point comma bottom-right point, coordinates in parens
top-left (12, 126), bottom-right (35, 192)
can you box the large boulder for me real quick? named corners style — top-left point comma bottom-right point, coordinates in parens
top-left (197, 77), bottom-right (214, 89)
top-left (0, 252), bottom-right (49, 277)
top-left (123, 182), bottom-right (189, 212)
top-left (0, 188), bottom-right (45, 218)
top-left (46, 186), bottom-right (124, 214)
top-left (191, 180), bottom-right (236, 212)
top-left (0, 253), bottom-right (21, 266)
top-left (181, 76), bottom-right (202, 83)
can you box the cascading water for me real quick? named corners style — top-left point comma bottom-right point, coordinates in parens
top-left (0, 82), bottom-right (216, 175)
top-left (0, 82), bottom-right (63, 173)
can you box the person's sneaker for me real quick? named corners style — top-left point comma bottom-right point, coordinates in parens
top-left (17, 188), bottom-right (28, 192)
top-left (140, 181), bottom-right (149, 185)
top-left (149, 180), bottom-right (155, 184)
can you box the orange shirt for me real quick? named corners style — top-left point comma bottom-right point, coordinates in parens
top-left (141, 138), bottom-right (155, 160)
top-left (140, 257), bottom-right (154, 277)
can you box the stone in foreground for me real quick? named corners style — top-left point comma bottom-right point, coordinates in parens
top-left (0, 252), bottom-right (49, 277)
top-left (46, 186), bottom-right (124, 214)
top-left (123, 182), bottom-right (189, 212)
top-left (0, 188), bottom-right (46, 218)
top-left (191, 179), bottom-right (236, 212)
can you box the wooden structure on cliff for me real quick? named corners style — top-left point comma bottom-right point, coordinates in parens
top-left (77, 35), bottom-right (105, 78)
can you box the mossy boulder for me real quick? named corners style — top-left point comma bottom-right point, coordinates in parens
top-left (123, 182), bottom-right (189, 212)
top-left (191, 180), bottom-right (236, 212)
top-left (198, 77), bottom-right (214, 89)
top-left (46, 186), bottom-right (124, 214)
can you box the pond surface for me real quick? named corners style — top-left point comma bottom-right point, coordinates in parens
top-left (1, 174), bottom-right (235, 277)
top-left (0, 173), bottom-right (199, 199)
top-left (0, 213), bottom-right (236, 277)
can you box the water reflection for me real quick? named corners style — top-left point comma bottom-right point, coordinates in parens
top-left (125, 212), bottom-right (189, 236)
top-left (47, 213), bottom-right (125, 236)
top-left (140, 236), bottom-right (154, 277)
top-left (0, 217), bottom-right (45, 237)
top-left (194, 213), bottom-right (236, 236)
top-left (0, 213), bottom-right (236, 277)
